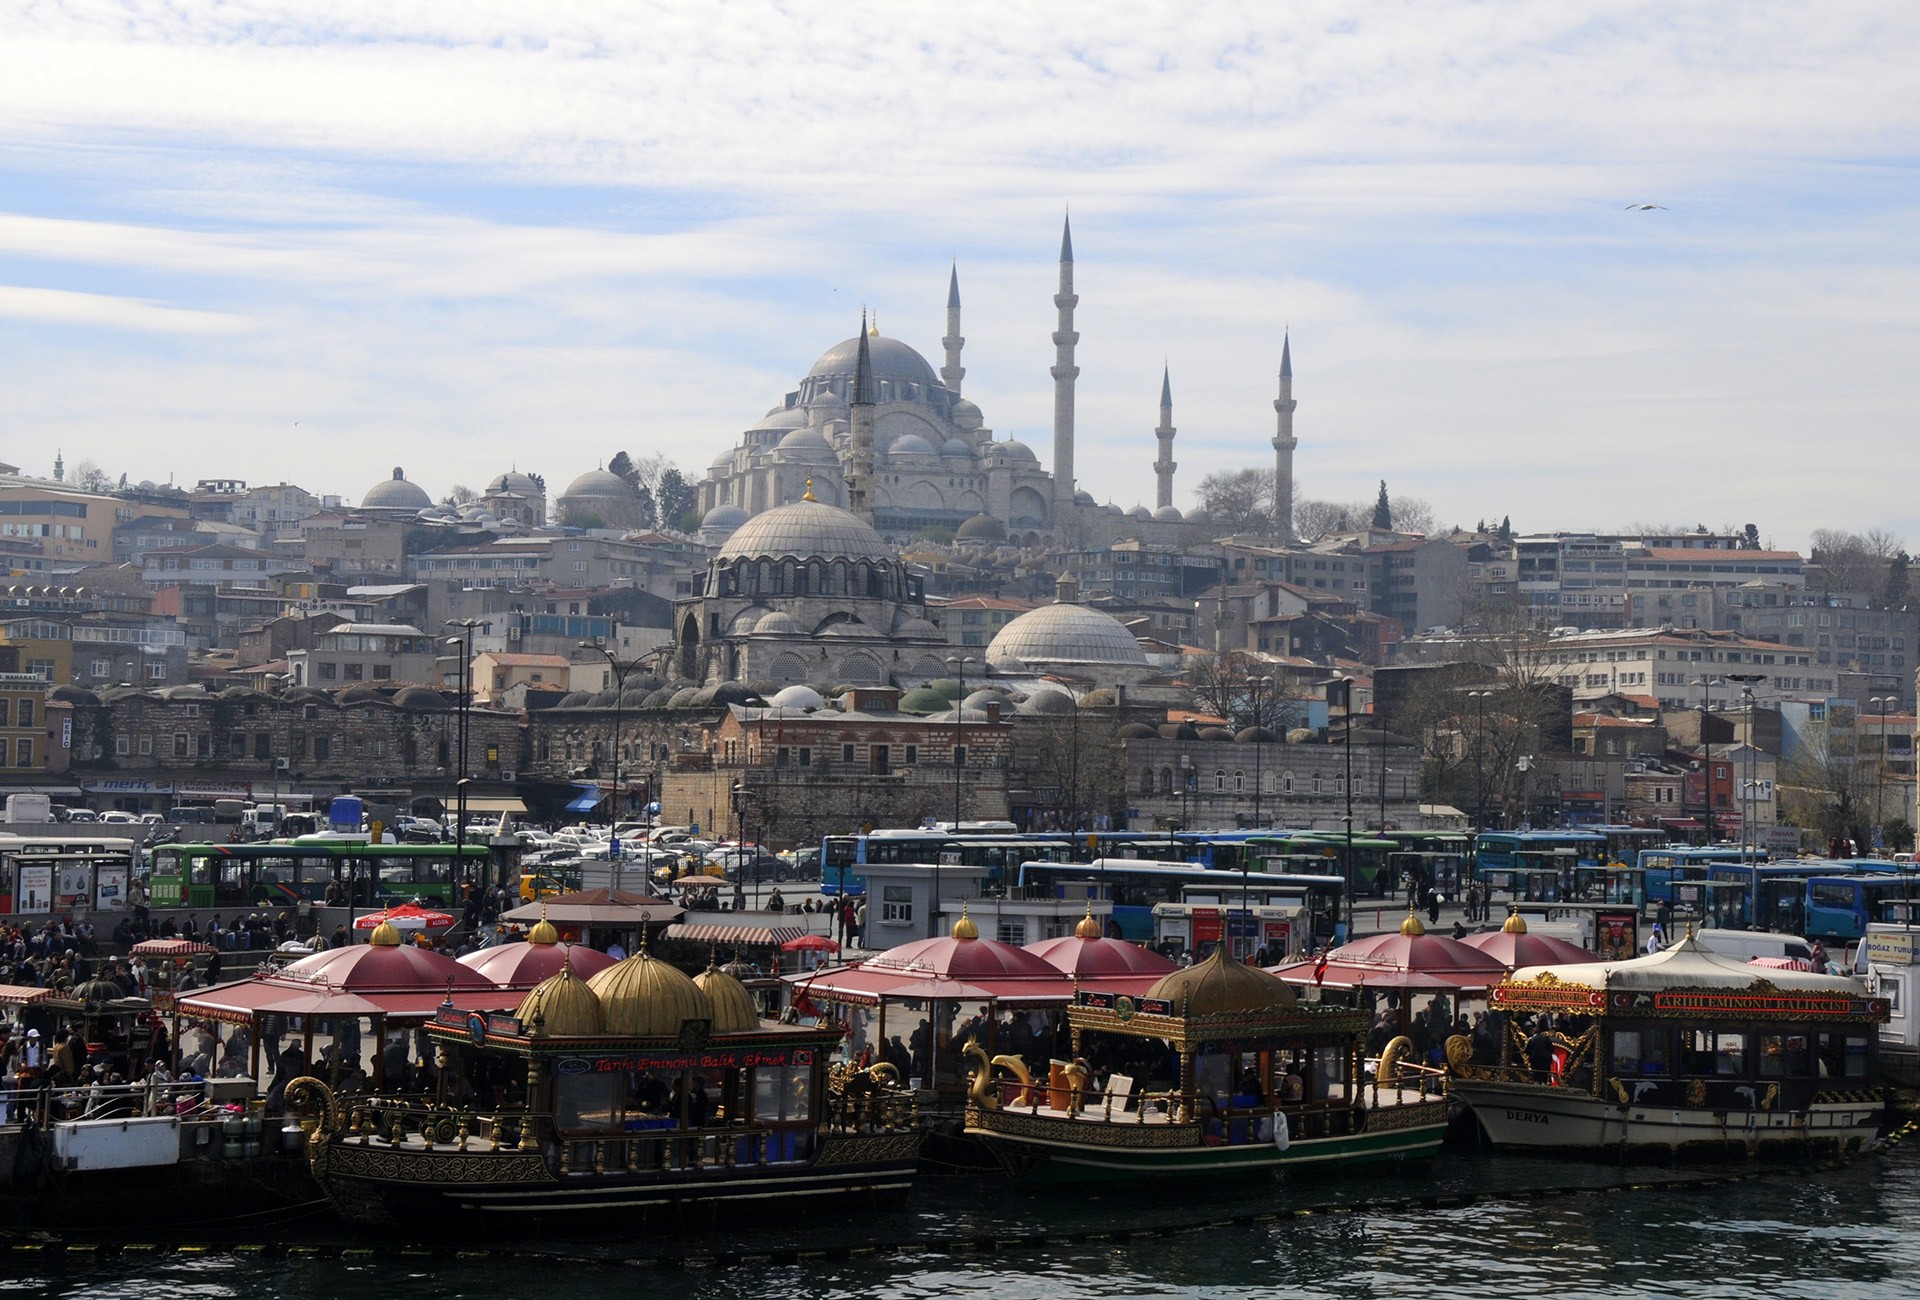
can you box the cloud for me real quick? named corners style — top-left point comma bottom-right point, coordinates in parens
top-left (0, 283), bottom-right (246, 333)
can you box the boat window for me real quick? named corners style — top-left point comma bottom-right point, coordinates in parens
top-left (1758, 1033), bottom-right (1811, 1078)
top-left (1313, 1045), bottom-right (1346, 1098)
top-left (1609, 1028), bottom-right (1669, 1077)
top-left (553, 1072), bottom-right (621, 1132)
top-left (753, 1064), bottom-right (814, 1122)
top-left (1713, 1031), bottom-right (1748, 1076)
top-left (1817, 1031), bottom-right (1870, 1079)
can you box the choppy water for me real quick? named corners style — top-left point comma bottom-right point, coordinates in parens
top-left (2, 1140), bottom-right (1916, 1298)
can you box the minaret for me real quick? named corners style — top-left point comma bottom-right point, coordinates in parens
top-left (1272, 332), bottom-right (1297, 542)
top-left (846, 312), bottom-right (877, 524)
top-left (1153, 365), bottom-right (1177, 511)
top-left (52, 450), bottom-right (64, 483)
top-left (941, 262), bottom-right (965, 396)
top-left (1050, 214), bottom-right (1079, 517)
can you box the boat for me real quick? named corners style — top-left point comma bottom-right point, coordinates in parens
top-left (287, 946), bottom-right (921, 1226)
top-left (962, 945), bottom-right (1451, 1185)
top-left (1449, 928), bottom-right (1889, 1159)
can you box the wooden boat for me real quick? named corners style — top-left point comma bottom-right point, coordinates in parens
top-left (288, 948), bottom-right (920, 1226)
top-left (1449, 929), bottom-right (1889, 1159)
top-left (963, 946), bottom-right (1450, 1185)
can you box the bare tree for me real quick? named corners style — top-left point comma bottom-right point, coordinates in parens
top-left (1778, 714), bottom-right (1875, 849)
top-left (444, 484), bottom-right (477, 506)
top-left (1182, 652), bottom-right (1312, 732)
top-left (1810, 528), bottom-right (1905, 597)
top-left (1195, 468), bottom-right (1273, 535)
top-left (69, 459), bottom-right (112, 493)
top-left (1011, 709), bottom-right (1128, 831)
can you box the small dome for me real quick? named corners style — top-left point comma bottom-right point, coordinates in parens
top-left (50, 684), bottom-right (100, 706)
top-left (710, 447), bottom-right (737, 470)
top-left (1075, 490), bottom-right (1096, 505)
top-left (701, 503), bottom-right (750, 532)
top-left (71, 976), bottom-right (125, 1005)
top-left (898, 686), bottom-right (950, 715)
top-left (1148, 945), bottom-right (1296, 1015)
top-left (955, 513), bottom-right (1006, 543)
top-left (962, 689), bottom-right (1004, 711)
top-left (1187, 508), bottom-right (1210, 524)
top-left (777, 427), bottom-right (834, 454)
top-left (991, 439), bottom-right (1038, 462)
top-left (1078, 688), bottom-right (1117, 708)
top-left (769, 684), bottom-right (825, 710)
top-left (730, 606), bottom-right (773, 636)
top-left (939, 438), bottom-right (973, 458)
top-left (754, 610), bottom-right (805, 636)
top-left (887, 433), bottom-right (937, 457)
top-left (1153, 505), bottom-right (1184, 522)
top-left (1399, 905), bottom-right (1427, 937)
top-left (1158, 721), bottom-right (1200, 741)
top-left (392, 686), bottom-right (449, 711)
top-left (336, 684), bottom-right (381, 704)
top-left (693, 965), bottom-right (761, 1034)
top-left (891, 615), bottom-right (942, 640)
top-left (1018, 688), bottom-right (1076, 716)
top-left (284, 686), bottom-right (333, 706)
top-left (751, 405), bottom-right (809, 433)
top-left (485, 470), bottom-right (543, 496)
top-left (521, 967), bottom-right (605, 1038)
top-left (1198, 727), bottom-right (1235, 742)
top-left (952, 911), bottom-right (980, 941)
top-left (1235, 726), bottom-right (1281, 743)
top-left (1126, 504), bottom-right (1151, 519)
top-left (363, 468), bottom-right (432, 510)
top-left (587, 951), bottom-right (714, 1037)
top-left (562, 469), bottom-right (638, 501)
top-left (668, 686), bottom-right (702, 708)
top-left (1117, 722), bottom-right (1158, 739)
top-left (1073, 908), bottom-right (1102, 941)
top-left (952, 398), bottom-right (984, 431)
top-left (369, 921), bottom-right (403, 948)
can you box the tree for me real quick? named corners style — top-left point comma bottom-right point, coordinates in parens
top-left (1371, 481), bottom-right (1392, 530)
top-left (1779, 715), bottom-right (1875, 849)
top-left (1182, 652), bottom-right (1311, 732)
top-left (1195, 468), bottom-right (1273, 535)
top-left (1292, 498), bottom-right (1353, 541)
top-left (1885, 817), bottom-right (1916, 854)
top-left (608, 450), bottom-right (636, 486)
top-left (70, 459), bottom-right (112, 493)
top-left (1741, 523), bottom-right (1761, 550)
top-left (1011, 709), bottom-right (1129, 832)
top-left (443, 484), bottom-right (476, 506)
top-left (1810, 527), bottom-right (1904, 597)
top-left (634, 483), bottom-right (658, 530)
top-left (657, 468), bottom-right (697, 532)
top-left (1884, 550), bottom-right (1911, 609)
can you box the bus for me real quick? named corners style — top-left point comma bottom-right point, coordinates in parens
top-left (1473, 831), bottom-right (1607, 876)
top-left (818, 831), bottom-right (1076, 897)
top-left (1706, 862), bottom-right (1828, 936)
top-left (1590, 825), bottom-right (1671, 865)
top-left (1012, 859), bottom-right (1346, 949)
top-left (1670, 879), bottom-right (1754, 930)
top-left (0, 834), bottom-right (141, 914)
top-left (1805, 875), bottom-right (1920, 942)
top-left (1266, 833), bottom-right (1399, 896)
top-left (1636, 846), bottom-right (1751, 905)
top-left (1567, 864), bottom-right (1647, 908)
top-left (149, 841), bottom-right (491, 908)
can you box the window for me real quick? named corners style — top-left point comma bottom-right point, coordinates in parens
top-left (0, 700), bottom-right (9, 727)
top-left (842, 744), bottom-right (855, 764)
top-left (318, 662), bottom-right (338, 681)
top-left (115, 736), bottom-right (130, 757)
top-left (90, 659), bottom-right (109, 678)
top-left (312, 736), bottom-right (330, 762)
top-left (344, 663), bottom-right (364, 681)
top-left (881, 884), bottom-right (913, 924)
top-left (139, 733), bottom-right (153, 756)
top-left (798, 747), bottom-right (811, 767)
top-left (1214, 769), bottom-right (1225, 793)
top-left (952, 744), bottom-right (966, 767)
top-left (195, 733), bottom-right (211, 758)
top-left (17, 699), bottom-right (34, 728)
top-left (255, 734), bottom-right (271, 759)
top-left (904, 744), bottom-right (917, 765)
top-left (373, 664), bottom-right (393, 680)
top-left (173, 733), bottom-right (188, 758)
top-left (146, 663), bottom-right (166, 682)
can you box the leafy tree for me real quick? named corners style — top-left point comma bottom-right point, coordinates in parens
top-left (1497, 515), bottom-right (1512, 542)
top-left (634, 483), bottom-right (658, 530)
top-left (1884, 550), bottom-right (1911, 608)
top-left (608, 450), bottom-right (636, 486)
top-left (1885, 817), bottom-right (1916, 854)
top-left (1372, 481), bottom-right (1392, 530)
top-left (1741, 523), bottom-right (1761, 550)
top-left (657, 468), bottom-right (697, 531)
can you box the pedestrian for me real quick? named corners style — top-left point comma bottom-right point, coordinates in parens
top-left (1645, 923), bottom-right (1664, 955)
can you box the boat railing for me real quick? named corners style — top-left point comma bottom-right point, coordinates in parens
top-left (982, 1080), bottom-right (1403, 1143)
top-left (2, 1077), bottom-right (241, 1130)
top-left (1361, 1055), bottom-right (1449, 1105)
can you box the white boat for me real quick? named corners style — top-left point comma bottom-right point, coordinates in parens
top-left (1450, 930), bottom-right (1888, 1160)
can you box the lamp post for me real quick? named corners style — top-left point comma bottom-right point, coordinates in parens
top-left (1180, 754), bottom-right (1194, 840)
top-left (944, 656), bottom-right (976, 831)
top-left (1872, 695), bottom-right (1898, 854)
top-left (1728, 674), bottom-right (1765, 863)
top-left (445, 619), bottom-right (485, 889)
top-left (1250, 674), bottom-right (1274, 829)
top-left (1468, 689), bottom-right (1493, 831)
top-left (1693, 676), bottom-right (1721, 843)
top-left (581, 640), bottom-right (638, 890)
top-left (1334, 676), bottom-right (1356, 939)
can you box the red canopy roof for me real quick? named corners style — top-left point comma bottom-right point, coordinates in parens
top-left (177, 977), bottom-right (521, 1026)
top-left (1268, 913), bottom-right (1508, 992)
top-left (785, 915), bottom-right (1080, 1007)
top-left (458, 939), bottom-right (617, 990)
top-left (1459, 930), bottom-right (1601, 969)
top-left (1023, 933), bottom-right (1178, 995)
top-left (858, 924), bottom-right (1065, 983)
top-left (274, 936), bottom-right (494, 993)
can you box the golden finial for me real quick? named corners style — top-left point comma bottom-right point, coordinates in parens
top-left (952, 904), bottom-right (979, 941)
top-left (1398, 901), bottom-right (1426, 938)
top-left (1074, 900), bottom-right (1101, 941)
top-left (1501, 902), bottom-right (1527, 935)
top-left (803, 476), bottom-right (817, 502)
top-left (869, 313), bottom-right (880, 337)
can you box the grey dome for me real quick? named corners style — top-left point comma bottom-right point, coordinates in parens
top-left (729, 606), bottom-right (774, 635)
top-left (1075, 490), bottom-right (1097, 506)
top-left (777, 427), bottom-right (834, 454)
top-left (939, 438), bottom-right (973, 458)
top-left (1018, 689), bottom-right (1075, 716)
top-left (1118, 722), bottom-right (1159, 739)
top-left (701, 503), bottom-right (749, 531)
top-left (808, 334), bottom-right (939, 391)
top-left (1153, 505), bottom-right (1184, 521)
top-left (392, 686), bottom-right (449, 711)
top-left (363, 467), bottom-right (432, 510)
top-left (891, 615), bottom-right (942, 640)
top-left (955, 514), bottom-right (1007, 543)
top-left (991, 440), bottom-right (1038, 462)
top-left (1126, 504), bottom-right (1151, 520)
top-left (952, 399), bottom-right (984, 431)
top-left (769, 684), bottom-right (825, 710)
top-left (336, 684), bottom-right (381, 704)
top-left (716, 499), bottom-right (892, 564)
top-left (562, 469), bottom-right (637, 501)
top-left (486, 471), bottom-right (542, 496)
top-left (987, 604), bottom-right (1149, 671)
top-left (1198, 727), bottom-right (1235, 742)
top-left (887, 433), bottom-right (937, 457)
top-left (753, 610), bottom-right (805, 636)
top-left (751, 406), bottom-right (809, 432)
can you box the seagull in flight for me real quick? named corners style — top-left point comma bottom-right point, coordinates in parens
top-left (1625, 203), bottom-right (1668, 211)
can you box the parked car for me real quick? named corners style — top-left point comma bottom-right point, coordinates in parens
top-left (101, 810), bottom-right (139, 824)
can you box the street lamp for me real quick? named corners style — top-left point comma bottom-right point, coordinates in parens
top-left (1693, 676), bottom-right (1721, 843)
top-left (944, 656), bottom-right (976, 831)
top-left (581, 640), bottom-right (638, 889)
top-left (445, 618), bottom-right (485, 890)
top-left (1333, 676), bottom-right (1356, 939)
top-left (1468, 689), bottom-right (1493, 831)
top-left (1728, 674), bottom-right (1765, 863)
top-left (1872, 696), bottom-right (1898, 854)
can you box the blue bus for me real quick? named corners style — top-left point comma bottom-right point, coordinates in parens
top-left (1805, 874), bottom-right (1920, 942)
top-left (1636, 846), bottom-right (1750, 905)
top-left (1474, 830), bottom-right (1607, 876)
top-left (1589, 825), bottom-right (1671, 865)
top-left (818, 830), bottom-right (1075, 896)
top-left (1012, 858), bottom-right (1346, 947)
top-left (1705, 862), bottom-right (1821, 935)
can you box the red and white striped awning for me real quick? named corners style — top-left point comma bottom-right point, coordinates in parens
top-left (663, 923), bottom-right (807, 948)
top-left (0, 984), bottom-right (57, 1006)
top-left (131, 939), bottom-right (216, 958)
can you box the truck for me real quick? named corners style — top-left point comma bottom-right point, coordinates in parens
top-left (2, 793), bottom-right (51, 824)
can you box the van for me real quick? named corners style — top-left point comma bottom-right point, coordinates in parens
top-left (2, 793), bottom-right (51, 823)
top-left (1694, 927), bottom-right (1817, 966)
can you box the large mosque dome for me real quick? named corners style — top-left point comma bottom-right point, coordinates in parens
top-left (807, 333), bottom-right (939, 391)
top-left (717, 498), bottom-right (894, 564)
top-left (562, 468), bottom-right (637, 502)
top-left (987, 602), bottom-right (1149, 673)
top-left (362, 467), bottom-right (432, 511)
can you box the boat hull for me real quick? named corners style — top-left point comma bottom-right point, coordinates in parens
top-left (964, 1100), bottom-right (1450, 1186)
top-left (310, 1130), bottom-right (922, 1228)
top-left (1451, 1079), bottom-right (1884, 1160)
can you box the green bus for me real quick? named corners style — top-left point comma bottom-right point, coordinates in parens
top-left (149, 840), bottom-right (491, 909)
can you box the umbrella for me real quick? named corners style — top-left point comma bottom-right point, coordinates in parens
top-left (781, 934), bottom-right (840, 954)
top-left (352, 902), bottom-right (457, 932)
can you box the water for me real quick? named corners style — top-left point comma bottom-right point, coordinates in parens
top-left (4, 1141), bottom-right (1917, 1298)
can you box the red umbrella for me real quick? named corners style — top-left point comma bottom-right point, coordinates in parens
top-left (352, 902), bottom-right (457, 932)
top-left (781, 934), bottom-right (840, 953)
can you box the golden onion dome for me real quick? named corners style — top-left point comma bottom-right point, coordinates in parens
top-left (1147, 944), bottom-right (1296, 1016)
top-left (369, 921), bottom-right (403, 948)
top-left (1501, 905), bottom-right (1528, 935)
top-left (1399, 904), bottom-right (1427, 937)
top-left (520, 966), bottom-right (605, 1038)
top-left (587, 951), bottom-right (714, 1037)
top-left (1073, 904), bottom-right (1102, 941)
top-left (693, 965), bottom-right (761, 1034)
top-left (527, 917), bottom-right (561, 946)
top-left (951, 908), bottom-right (980, 941)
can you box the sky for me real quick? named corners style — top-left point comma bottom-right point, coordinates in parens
top-left (0, 2), bottom-right (1916, 551)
